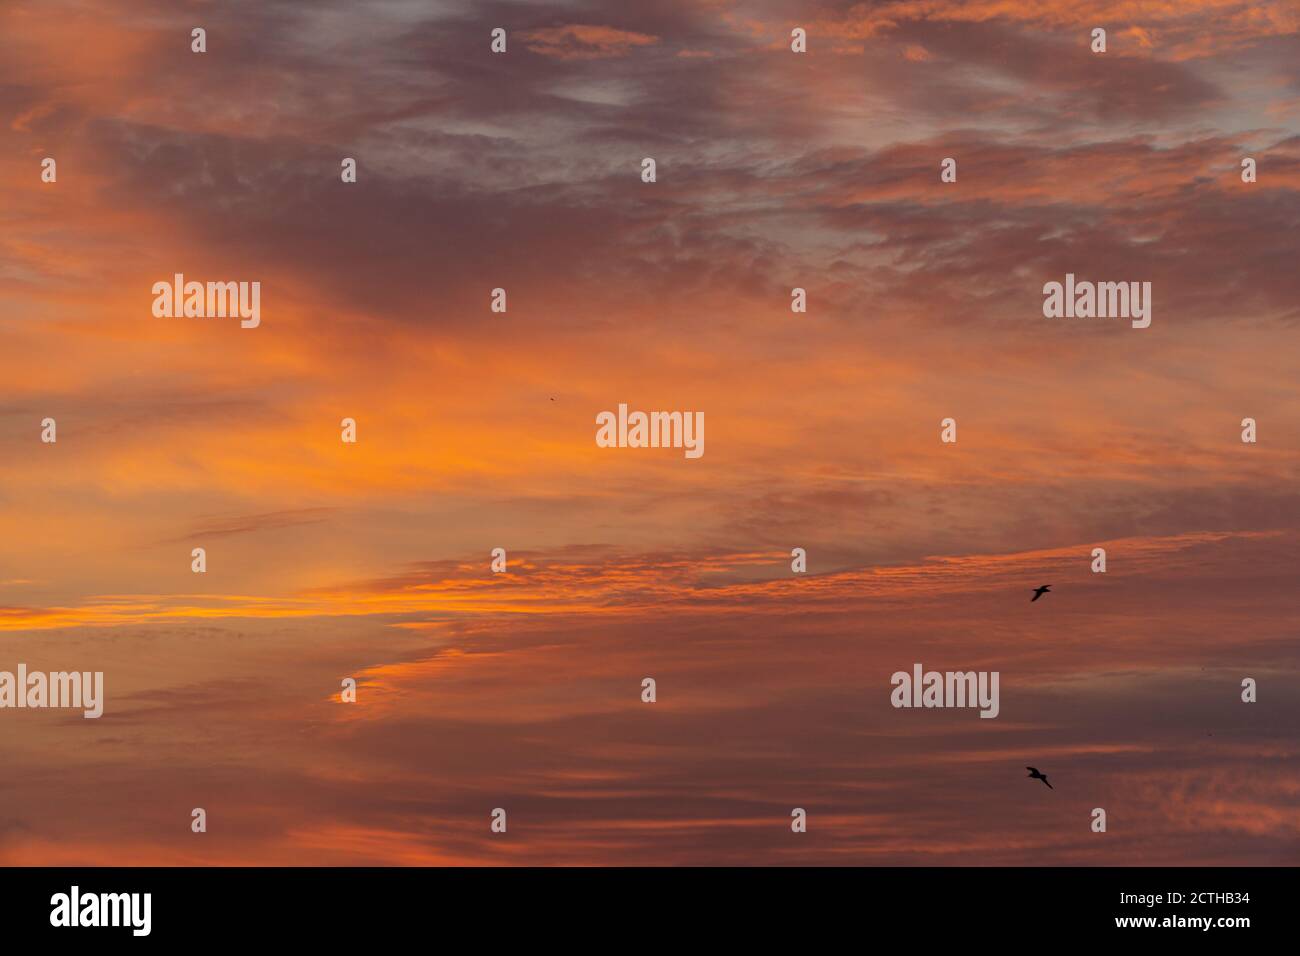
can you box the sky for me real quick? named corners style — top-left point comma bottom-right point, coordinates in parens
top-left (0, 0), bottom-right (1297, 865)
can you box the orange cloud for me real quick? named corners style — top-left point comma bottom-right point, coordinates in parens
top-left (519, 24), bottom-right (659, 60)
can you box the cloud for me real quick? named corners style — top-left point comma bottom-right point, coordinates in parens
top-left (1, 0), bottom-right (1297, 866)
top-left (169, 507), bottom-right (337, 542)
top-left (519, 24), bottom-right (660, 60)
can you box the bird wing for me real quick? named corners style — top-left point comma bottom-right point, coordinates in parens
top-left (1044, 779), bottom-right (1053, 789)
top-left (1026, 767), bottom-right (1039, 773)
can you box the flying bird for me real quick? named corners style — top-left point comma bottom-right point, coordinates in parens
top-left (1026, 767), bottom-right (1053, 789)
top-left (1031, 585), bottom-right (1051, 602)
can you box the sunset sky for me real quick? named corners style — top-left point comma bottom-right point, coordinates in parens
top-left (1, 0), bottom-right (1298, 865)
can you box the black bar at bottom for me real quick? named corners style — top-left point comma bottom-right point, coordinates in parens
top-left (0, 866), bottom-right (1284, 943)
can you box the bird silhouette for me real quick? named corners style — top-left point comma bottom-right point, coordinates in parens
top-left (1026, 767), bottom-right (1053, 789)
top-left (1031, 585), bottom-right (1051, 602)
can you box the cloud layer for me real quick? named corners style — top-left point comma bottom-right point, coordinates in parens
top-left (1, 0), bottom-right (1297, 865)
